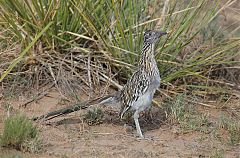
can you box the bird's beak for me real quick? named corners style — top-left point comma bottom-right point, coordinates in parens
top-left (155, 31), bottom-right (168, 38)
top-left (159, 31), bottom-right (168, 36)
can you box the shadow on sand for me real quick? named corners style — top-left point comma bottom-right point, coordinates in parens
top-left (52, 106), bottom-right (167, 132)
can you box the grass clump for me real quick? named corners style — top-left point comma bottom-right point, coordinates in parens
top-left (0, 114), bottom-right (41, 152)
top-left (228, 123), bottom-right (240, 146)
top-left (217, 115), bottom-right (240, 146)
top-left (210, 149), bottom-right (224, 158)
top-left (84, 108), bottom-right (104, 125)
top-left (167, 94), bottom-right (211, 133)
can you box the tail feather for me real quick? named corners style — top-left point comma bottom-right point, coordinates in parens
top-left (98, 94), bottom-right (119, 105)
top-left (32, 93), bottom-right (120, 121)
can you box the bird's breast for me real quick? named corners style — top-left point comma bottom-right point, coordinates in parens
top-left (150, 67), bottom-right (161, 88)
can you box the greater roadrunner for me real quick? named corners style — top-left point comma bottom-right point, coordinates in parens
top-left (100, 30), bottom-right (167, 138)
top-left (34, 30), bottom-right (167, 138)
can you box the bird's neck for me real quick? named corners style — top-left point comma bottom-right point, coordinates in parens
top-left (139, 43), bottom-right (157, 70)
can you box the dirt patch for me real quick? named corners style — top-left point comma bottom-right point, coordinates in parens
top-left (0, 89), bottom-right (239, 158)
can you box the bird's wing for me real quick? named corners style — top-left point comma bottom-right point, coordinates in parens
top-left (119, 70), bottom-right (150, 118)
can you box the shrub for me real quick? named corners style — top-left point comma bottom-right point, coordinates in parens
top-left (84, 108), bottom-right (104, 125)
top-left (0, 114), bottom-right (39, 151)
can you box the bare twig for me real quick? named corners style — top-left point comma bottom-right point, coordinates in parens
top-left (209, 79), bottom-right (240, 90)
top-left (21, 83), bottom-right (54, 107)
top-left (87, 52), bottom-right (93, 99)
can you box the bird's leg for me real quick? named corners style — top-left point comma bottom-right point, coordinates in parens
top-left (133, 110), bottom-right (144, 138)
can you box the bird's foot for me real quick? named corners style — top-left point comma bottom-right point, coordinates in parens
top-left (136, 135), bottom-right (159, 141)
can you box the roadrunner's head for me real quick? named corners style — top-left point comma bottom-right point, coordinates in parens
top-left (143, 30), bottom-right (167, 44)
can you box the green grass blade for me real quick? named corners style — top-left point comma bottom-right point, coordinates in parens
top-left (0, 22), bottom-right (53, 82)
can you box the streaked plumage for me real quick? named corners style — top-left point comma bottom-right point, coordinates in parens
top-left (101, 30), bottom-right (167, 138)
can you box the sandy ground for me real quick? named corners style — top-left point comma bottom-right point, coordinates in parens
top-left (0, 89), bottom-right (239, 158)
top-left (0, 1), bottom-right (240, 157)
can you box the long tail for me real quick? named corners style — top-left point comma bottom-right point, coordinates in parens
top-left (32, 94), bottom-right (118, 121)
top-left (98, 94), bottom-right (119, 105)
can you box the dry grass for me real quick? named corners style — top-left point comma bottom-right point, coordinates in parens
top-left (0, 1), bottom-right (239, 107)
